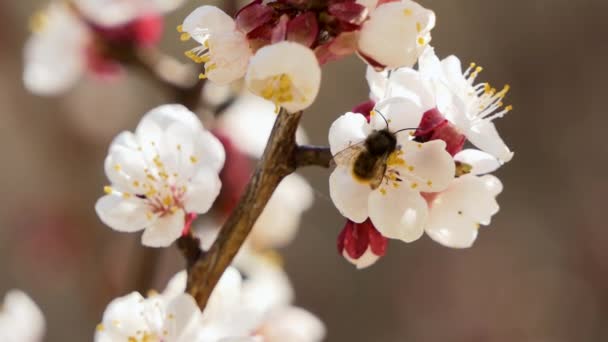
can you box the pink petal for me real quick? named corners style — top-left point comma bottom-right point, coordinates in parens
top-left (286, 12), bottom-right (319, 48)
top-left (415, 108), bottom-right (466, 156)
top-left (328, 1), bottom-right (368, 26)
top-left (315, 31), bottom-right (358, 65)
top-left (271, 14), bottom-right (289, 43)
top-left (235, 1), bottom-right (274, 34)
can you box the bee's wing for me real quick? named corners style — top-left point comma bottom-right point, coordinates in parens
top-left (331, 141), bottom-right (367, 168)
top-left (368, 155), bottom-right (389, 190)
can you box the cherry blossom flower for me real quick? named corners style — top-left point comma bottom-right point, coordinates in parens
top-left (246, 41), bottom-right (321, 113)
top-left (418, 48), bottom-right (514, 162)
top-left (181, 5), bottom-right (253, 85)
top-left (0, 290), bottom-right (45, 342)
top-left (166, 256), bottom-right (325, 342)
top-left (23, 1), bottom-right (171, 95)
top-left (329, 107), bottom-right (455, 243)
top-left (74, 0), bottom-right (185, 27)
top-left (337, 219), bottom-right (388, 269)
top-left (23, 3), bottom-right (89, 95)
top-left (95, 104), bottom-right (225, 247)
top-left (424, 149), bottom-right (503, 248)
top-left (358, 0), bottom-right (435, 69)
top-left (94, 292), bottom-right (201, 341)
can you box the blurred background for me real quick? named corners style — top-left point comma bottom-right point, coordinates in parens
top-left (1, 0), bottom-right (608, 340)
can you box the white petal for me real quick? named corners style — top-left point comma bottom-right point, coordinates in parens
top-left (95, 195), bottom-right (149, 232)
top-left (104, 145), bottom-right (148, 192)
top-left (203, 267), bottom-right (243, 322)
top-left (218, 93), bottom-right (309, 158)
top-left (398, 139), bottom-right (455, 192)
top-left (205, 31), bottom-right (252, 85)
top-left (183, 167), bottom-right (222, 214)
top-left (358, 1), bottom-right (435, 68)
top-left (342, 247), bottom-right (381, 269)
top-left (372, 97), bottom-right (425, 132)
top-left (466, 121), bottom-right (514, 163)
top-left (246, 42), bottom-right (321, 113)
top-left (328, 112), bottom-right (371, 155)
top-left (141, 210), bottom-right (185, 247)
top-left (251, 173), bottom-right (313, 248)
top-left (365, 66), bottom-right (388, 102)
top-left (454, 149), bottom-right (501, 175)
top-left (425, 174), bottom-right (502, 248)
top-left (384, 68), bottom-right (435, 110)
top-left (164, 294), bottom-right (201, 340)
top-left (261, 307), bottom-right (326, 342)
top-left (0, 290), bottom-right (45, 342)
top-left (193, 131), bottom-right (226, 174)
top-left (96, 292), bottom-right (148, 340)
top-left (162, 270), bottom-right (187, 299)
top-left (329, 167), bottom-right (371, 223)
top-left (137, 104), bottom-right (204, 133)
top-left (368, 187), bottom-right (427, 243)
top-left (182, 5), bottom-right (236, 43)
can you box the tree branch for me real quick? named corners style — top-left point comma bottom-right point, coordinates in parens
top-left (295, 145), bottom-right (333, 168)
top-left (185, 108), bottom-right (302, 309)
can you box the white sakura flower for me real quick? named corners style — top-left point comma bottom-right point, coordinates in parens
top-left (358, 0), bottom-right (435, 69)
top-left (218, 92), bottom-right (309, 158)
top-left (95, 104), bottom-right (225, 247)
top-left (258, 307), bottom-right (325, 342)
top-left (329, 104), bottom-right (455, 242)
top-left (419, 48), bottom-right (514, 162)
top-left (425, 149), bottom-right (503, 248)
top-left (0, 290), bottom-right (45, 342)
top-left (75, 0), bottom-right (186, 27)
top-left (23, 3), bottom-right (89, 95)
top-left (95, 292), bottom-right (201, 341)
top-left (181, 6), bottom-right (252, 85)
top-left (246, 41), bottom-right (322, 113)
top-left (250, 173), bottom-right (314, 249)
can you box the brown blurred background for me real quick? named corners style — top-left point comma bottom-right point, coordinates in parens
top-left (1, 0), bottom-right (608, 341)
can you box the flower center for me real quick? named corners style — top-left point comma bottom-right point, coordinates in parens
top-left (259, 73), bottom-right (302, 112)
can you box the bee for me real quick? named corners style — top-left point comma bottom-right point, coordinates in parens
top-left (332, 112), bottom-right (414, 190)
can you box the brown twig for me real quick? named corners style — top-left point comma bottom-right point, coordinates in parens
top-left (184, 109), bottom-right (303, 308)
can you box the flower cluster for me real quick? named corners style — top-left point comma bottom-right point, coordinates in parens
top-left (331, 46), bottom-right (512, 268)
top-left (180, 0), bottom-right (435, 112)
top-left (23, 0), bottom-right (181, 95)
top-left (96, 255), bottom-right (324, 342)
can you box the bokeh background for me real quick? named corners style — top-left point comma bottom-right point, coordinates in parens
top-left (1, 0), bottom-right (608, 340)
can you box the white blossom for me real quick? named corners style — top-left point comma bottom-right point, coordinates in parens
top-left (165, 257), bottom-right (324, 342)
top-left (358, 0), bottom-right (435, 69)
top-left (95, 104), bottom-right (225, 247)
top-left (246, 41), bottom-right (322, 113)
top-left (23, 3), bottom-right (89, 95)
top-left (0, 290), bottom-right (45, 342)
top-left (329, 106), bottom-right (454, 243)
top-left (95, 292), bottom-right (201, 341)
top-left (74, 0), bottom-right (186, 27)
top-left (425, 149), bottom-right (502, 248)
top-left (181, 6), bottom-right (252, 85)
top-left (418, 48), bottom-right (514, 162)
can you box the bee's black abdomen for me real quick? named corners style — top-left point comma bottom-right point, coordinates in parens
top-left (353, 152), bottom-right (378, 180)
top-left (365, 129), bottom-right (397, 156)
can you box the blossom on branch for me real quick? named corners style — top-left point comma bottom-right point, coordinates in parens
top-left (246, 41), bottom-right (321, 113)
top-left (23, 0), bottom-right (175, 95)
top-left (329, 109), bottom-right (455, 243)
top-left (95, 104), bottom-right (225, 247)
top-left (0, 290), bottom-right (45, 342)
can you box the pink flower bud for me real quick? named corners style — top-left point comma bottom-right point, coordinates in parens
top-left (337, 219), bottom-right (388, 269)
